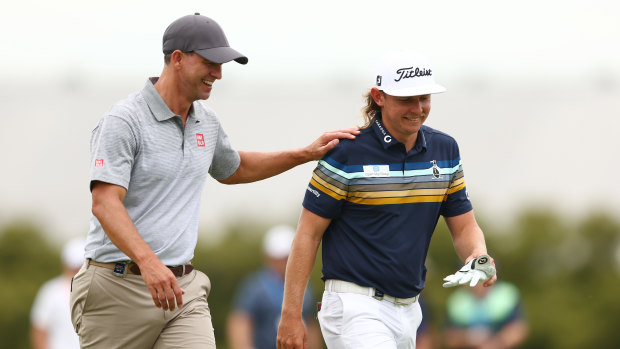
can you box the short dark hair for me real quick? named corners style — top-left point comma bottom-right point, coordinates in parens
top-left (163, 51), bottom-right (194, 65)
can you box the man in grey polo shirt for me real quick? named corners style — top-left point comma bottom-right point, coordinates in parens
top-left (69, 13), bottom-right (359, 349)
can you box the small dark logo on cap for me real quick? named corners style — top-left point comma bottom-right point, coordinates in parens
top-left (376, 75), bottom-right (382, 86)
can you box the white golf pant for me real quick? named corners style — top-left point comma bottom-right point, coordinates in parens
top-left (317, 290), bottom-right (422, 349)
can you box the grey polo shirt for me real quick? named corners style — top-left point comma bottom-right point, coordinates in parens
top-left (85, 77), bottom-right (241, 265)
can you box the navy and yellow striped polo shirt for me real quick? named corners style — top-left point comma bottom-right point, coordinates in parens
top-left (302, 115), bottom-right (473, 298)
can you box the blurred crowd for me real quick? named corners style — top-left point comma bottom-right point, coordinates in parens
top-left (30, 230), bottom-right (529, 349)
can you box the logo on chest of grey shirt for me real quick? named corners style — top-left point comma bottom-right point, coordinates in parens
top-left (196, 133), bottom-right (205, 147)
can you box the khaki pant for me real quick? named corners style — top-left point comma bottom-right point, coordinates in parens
top-left (70, 261), bottom-right (215, 349)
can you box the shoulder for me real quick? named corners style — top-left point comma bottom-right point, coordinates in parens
top-left (91, 92), bottom-right (145, 136)
top-left (106, 91), bottom-right (146, 123)
top-left (421, 125), bottom-right (458, 145)
top-left (193, 101), bottom-right (221, 125)
top-left (323, 127), bottom-right (375, 164)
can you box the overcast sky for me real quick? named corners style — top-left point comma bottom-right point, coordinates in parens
top-left (1, 0), bottom-right (619, 243)
top-left (2, 0), bottom-right (619, 82)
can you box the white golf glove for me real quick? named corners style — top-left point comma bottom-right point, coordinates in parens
top-left (442, 255), bottom-right (496, 288)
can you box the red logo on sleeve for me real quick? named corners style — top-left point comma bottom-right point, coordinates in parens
top-left (196, 134), bottom-right (205, 147)
top-left (95, 159), bottom-right (104, 167)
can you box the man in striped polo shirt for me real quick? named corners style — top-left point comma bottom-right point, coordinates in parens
top-left (70, 13), bottom-right (358, 349)
top-left (278, 51), bottom-right (497, 349)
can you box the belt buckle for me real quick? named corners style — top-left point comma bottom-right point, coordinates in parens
top-left (373, 290), bottom-right (385, 301)
top-left (113, 262), bottom-right (128, 277)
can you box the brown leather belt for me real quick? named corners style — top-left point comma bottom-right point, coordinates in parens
top-left (88, 259), bottom-right (194, 277)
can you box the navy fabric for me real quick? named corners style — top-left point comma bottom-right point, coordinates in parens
top-left (303, 115), bottom-right (473, 298)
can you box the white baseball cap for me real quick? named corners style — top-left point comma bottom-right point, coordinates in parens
top-left (262, 225), bottom-right (296, 259)
top-left (62, 237), bottom-right (86, 270)
top-left (374, 50), bottom-right (446, 97)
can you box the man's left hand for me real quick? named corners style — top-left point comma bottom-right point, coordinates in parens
top-left (442, 255), bottom-right (497, 288)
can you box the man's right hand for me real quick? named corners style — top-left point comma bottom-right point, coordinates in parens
top-left (138, 258), bottom-right (185, 311)
top-left (277, 315), bottom-right (307, 349)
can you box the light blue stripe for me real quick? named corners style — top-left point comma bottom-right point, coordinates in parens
top-left (319, 160), bottom-right (462, 180)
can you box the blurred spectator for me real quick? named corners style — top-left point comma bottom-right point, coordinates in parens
top-left (227, 225), bottom-right (322, 349)
top-left (443, 281), bottom-right (528, 349)
top-left (30, 237), bottom-right (85, 349)
top-left (416, 296), bottom-right (435, 349)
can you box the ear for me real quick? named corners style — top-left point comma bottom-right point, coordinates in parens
top-left (370, 87), bottom-right (385, 107)
top-left (170, 50), bottom-right (185, 69)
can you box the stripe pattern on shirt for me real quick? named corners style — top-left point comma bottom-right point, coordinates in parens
top-left (310, 156), bottom-right (465, 205)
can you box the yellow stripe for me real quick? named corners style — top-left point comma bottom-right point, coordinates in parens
top-left (310, 177), bottom-right (347, 201)
top-left (347, 195), bottom-right (447, 205)
top-left (315, 168), bottom-right (348, 191)
top-left (309, 172), bottom-right (466, 205)
top-left (312, 173), bottom-right (349, 197)
top-left (447, 181), bottom-right (466, 194)
top-left (450, 176), bottom-right (465, 188)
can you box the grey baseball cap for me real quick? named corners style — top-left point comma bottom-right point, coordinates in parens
top-left (163, 13), bottom-right (248, 65)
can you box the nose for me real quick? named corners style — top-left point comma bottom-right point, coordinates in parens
top-left (408, 97), bottom-right (423, 114)
top-left (211, 64), bottom-right (222, 80)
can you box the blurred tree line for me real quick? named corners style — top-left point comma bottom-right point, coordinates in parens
top-left (1, 208), bottom-right (619, 348)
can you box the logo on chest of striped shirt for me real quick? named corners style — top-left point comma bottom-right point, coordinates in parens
top-left (363, 165), bottom-right (390, 177)
top-left (196, 133), bottom-right (205, 147)
top-left (430, 160), bottom-right (440, 179)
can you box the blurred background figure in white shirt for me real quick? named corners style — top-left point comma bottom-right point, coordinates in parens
top-left (30, 237), bottom-right (85, 349)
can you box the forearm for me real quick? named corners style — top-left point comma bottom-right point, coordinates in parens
top-left (278, 209), bottom-right (329, 348)
top-left (220, 149), bottom-right (310, 184)
top-left (282, 209), bottom-right (329, 318)
top-left (91, 182), bottom-right (159, 267)
top-left (446, 211), bottom-right (488, 261)
top-left (281, 231), bottom-right (322, 319)
top-left (220, 128), bottom-right (360, 185)
top-left (452, 227), bottom-right (487, 262)
top-left (92, 195), bottom-right (158, 265)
